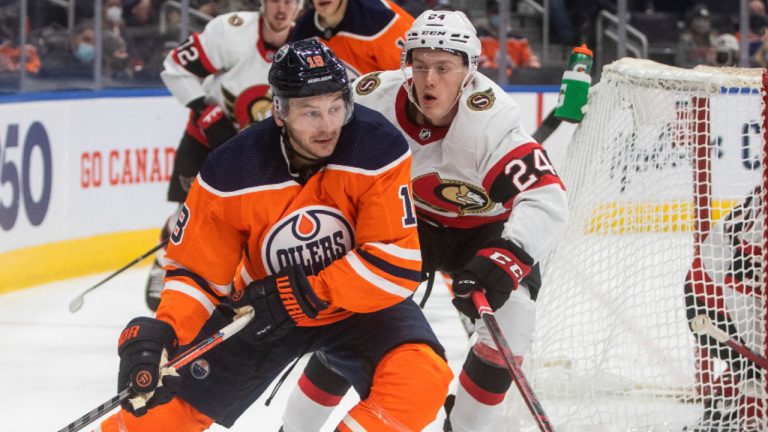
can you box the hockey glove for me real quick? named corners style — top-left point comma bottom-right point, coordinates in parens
top-left (188, 97), bottom-right (237, 148)
top-left (117, 317), bottom-right (180, 416)
top-left (232, 265), bottom-right (328, 343)
top-left (452, 239), bottom-right (534, 319)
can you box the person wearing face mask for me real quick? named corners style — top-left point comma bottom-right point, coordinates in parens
top-left (144, 0), bottom-right (304, 311)
top-left (281, 11), bottom-right (568, 432)
top-left (72, 25), bottom-right (96, 64)
top-left (676, 4), bottom-right (719, 69)
top-left (101, 0), bottom-right (136, 79)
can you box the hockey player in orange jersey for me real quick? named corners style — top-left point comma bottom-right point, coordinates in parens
top-left (144, 0), bottom-right (303, 310)
top-left (280, 11), bottom-right (568, 432)
top-left (290, 0), bottom-right (414, 78)
top-left (100, 39), bottom-right (452, 432)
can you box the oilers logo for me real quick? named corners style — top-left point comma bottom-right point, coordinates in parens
top-left (262, 206), bottom-right (355, 276)
top-left (190, 359), bottom-right (211, 380)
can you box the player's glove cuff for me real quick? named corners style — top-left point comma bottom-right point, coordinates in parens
top-left (452, 239), bottom-right (534, 317)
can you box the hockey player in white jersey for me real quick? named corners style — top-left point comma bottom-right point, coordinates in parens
top-left (684, 186), bottom-right (766, 431)
top-left (144, 0), bottom-right (302, 311)
top-left (280, 10), bottom-right (568, 432)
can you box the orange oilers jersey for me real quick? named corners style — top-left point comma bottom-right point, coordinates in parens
top-left (157, 104), bottom-right (423, 344)
top-left (290, 0), bottom-right (414, 78)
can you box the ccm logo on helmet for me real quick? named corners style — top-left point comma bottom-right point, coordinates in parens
top-left (262, 206), bottom-right (355, 276)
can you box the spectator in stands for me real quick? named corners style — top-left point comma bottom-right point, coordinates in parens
top-left (750, 29), bottom-right (768, 67)
top-left (709, 33), bottom-right (739, 67)
top-left (676, 4), bottom-right (718, 69)
top-left (102, 30), bottom-right (132, 79)
top-left (474, 0), bottom-right (541, 76)
top-left (122, 0), bottom-right (163, 26)
top-left (0, 42), bottom-right (41, 74)
top-left (103, 0), bottom-right (136, 78)
top-left (740, 1), bottom-right (768, 57)
top-left (49, 21), bottom-right (97, 78)
top-left (0, 1), bottom-right (41, 74)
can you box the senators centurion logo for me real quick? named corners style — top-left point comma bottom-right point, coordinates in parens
top-left (466, 88), bottom-right (495, 111)
top-left (355, 72), bottom-right (382, 96)
top-left (412, 173), bottom-right (493, 215)
top-left (262, 206), bottom-right (355, 276)
top-left (222, 84), bottom-right (273, 128)
top-left (228, 14), bottom-right (243, 26)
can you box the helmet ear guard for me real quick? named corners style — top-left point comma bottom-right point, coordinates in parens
top-left (268, 38), bottom-right (354, 123)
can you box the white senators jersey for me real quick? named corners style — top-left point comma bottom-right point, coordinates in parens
top-left (686, 187), bottom-right (764, 351)
top-left (352, 69), bottom-right (568, 262)
top-left (161, 12), bottom-right (276, 128)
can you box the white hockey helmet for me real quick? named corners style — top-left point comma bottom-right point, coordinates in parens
top-left (401, 10), bottom-right (481, 73)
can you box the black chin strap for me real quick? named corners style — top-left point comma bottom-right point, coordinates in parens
top-left (281, 128), bottom-right (328, 184)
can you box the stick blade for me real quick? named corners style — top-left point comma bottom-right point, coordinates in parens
top-left (69, 296), bottom-right (84, 313)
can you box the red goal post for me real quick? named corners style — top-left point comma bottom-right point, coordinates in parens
top-left (503, 59), bottom-right (767, 431)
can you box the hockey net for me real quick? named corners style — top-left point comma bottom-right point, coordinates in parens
top-left (505, 59), bottom-right (767, 431)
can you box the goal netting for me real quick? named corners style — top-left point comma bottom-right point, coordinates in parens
top-left (505, 58), bottom-right (767, 431)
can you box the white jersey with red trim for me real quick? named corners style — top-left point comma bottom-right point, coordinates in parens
top-left (352, 69), bottom-right (568, 262)
top-left (687, 187), bottom-right (764, 342)
top-left (160, 11), bottom-right (276, 128)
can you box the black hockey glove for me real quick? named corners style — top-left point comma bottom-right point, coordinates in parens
top-left (117, 317), bottom-right (180, 416)
top-left (188, 97), bottom-right (237, 148)
top-left (452, 239), bottom-right (534, 319)
top-left (231, 265), bottom-right (328, 343)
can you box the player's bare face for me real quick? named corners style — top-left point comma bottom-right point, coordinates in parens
top-left (283, 92), bottom-right (346, 163)
top-left (411, 49), bottom-right (468, 126)
top-left (264, 0), bottom-right (299, 33)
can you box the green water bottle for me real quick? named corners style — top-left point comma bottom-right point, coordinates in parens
top-left (554, 44), bottom-right (593, 123)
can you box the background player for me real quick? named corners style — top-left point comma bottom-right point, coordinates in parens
top-left (290, 0), bottom-right (413, 78)
top-left (281, 10), bottom-right (568, 432)
top-left (684, 185), bottom-right (765, 431)
top-left (144, 0), bottom-right (302, 311)
top-left (99, 39), bottom-right (452, 432)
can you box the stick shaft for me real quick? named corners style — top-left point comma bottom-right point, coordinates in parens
top-left (57, 308), bottom-right (254, 432)
top-left (532, 110), bottom-right (562, 143)
top-left (690, 314), bottom-right (768, 370)
top-left (471, 291), bottom-right (554, 432)
top-left (88, 240), bottom-right (169, 294)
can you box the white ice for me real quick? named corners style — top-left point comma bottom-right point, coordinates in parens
top-left (0, 267), bottom-right (474, 432)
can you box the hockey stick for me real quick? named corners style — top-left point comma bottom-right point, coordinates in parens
top-left (532, 110), bottom-right (562, 143)
top-left (68, 239), bottom-right (169, 313)
top-left (690, 314), bottom-right (768, 371)
top-left (58, 306), bottom-right (255, 432)
top-left (471, 291), bottom-right (554, 432)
